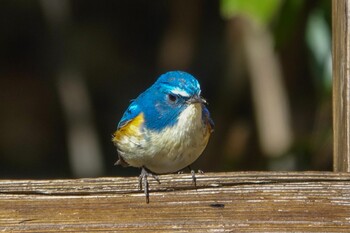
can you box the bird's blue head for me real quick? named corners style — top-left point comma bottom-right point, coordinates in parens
top-left (129, 71), bottom-right (209, 131)
top-left (154, 71), bottom-right (201, 98)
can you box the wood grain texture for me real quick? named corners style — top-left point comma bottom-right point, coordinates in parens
top-left (333, 0), bottom-right (350, 172)
top-left (0, 171), bottom-right (350, 232)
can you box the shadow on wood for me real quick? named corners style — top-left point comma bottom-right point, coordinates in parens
top-left (1, 171), bottom-right (350, 232)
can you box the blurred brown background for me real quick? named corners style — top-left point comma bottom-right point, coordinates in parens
top-left (0, 0), bottom-right (332, 178)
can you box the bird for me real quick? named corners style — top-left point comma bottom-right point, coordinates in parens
top-left (112, 71), bottom-right (214, 203)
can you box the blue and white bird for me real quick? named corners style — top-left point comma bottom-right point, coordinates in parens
top-left (112, 71), bottom-right (214, 203)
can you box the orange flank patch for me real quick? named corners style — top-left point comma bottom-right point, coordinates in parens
top-left (113, 113), bottom-right (144, 142)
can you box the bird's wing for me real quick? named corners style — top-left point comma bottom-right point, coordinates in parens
top-left (113, 101), bottom-right (144, 167)
top-left (202, 106), bottom-right (214, 133)
top-left (117, 100), bottom-right (141, 129)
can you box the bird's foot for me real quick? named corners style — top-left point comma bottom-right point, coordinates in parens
top-left (138, 167), bottom-right (160, 203)
top-left (188, 166), bottom-right (204, 187)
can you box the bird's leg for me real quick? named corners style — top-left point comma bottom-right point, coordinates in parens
top-left (191, 169), bottom-right (196, 187)
top-left (187, 166), bottom-right (204, 187)
top-left (138, 167), bottom-right (160, 204)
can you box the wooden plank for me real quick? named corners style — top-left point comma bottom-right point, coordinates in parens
top-left (333, 0), bottom-right (350, 172)
top-left (0, 171), bottom-right (350, 232)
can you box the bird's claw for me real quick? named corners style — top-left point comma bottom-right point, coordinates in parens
top-left (188, 167), bottom-right (204, 187)
top-left (138, 167), bottom-right (160, 203)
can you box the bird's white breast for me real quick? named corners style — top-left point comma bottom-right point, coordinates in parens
top-left (142, 103), bottom-right (210, 173)
top-left (115, 103), bottom-right (211, 174)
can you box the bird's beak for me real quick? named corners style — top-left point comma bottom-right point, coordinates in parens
top-left (187, 95), bottom-right (207, 105)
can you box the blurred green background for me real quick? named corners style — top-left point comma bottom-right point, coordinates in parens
top-left (0, 0), bottom-right (332, 178)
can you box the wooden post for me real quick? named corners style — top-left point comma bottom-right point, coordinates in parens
top-left (333, 0), bottom-right (350, 172)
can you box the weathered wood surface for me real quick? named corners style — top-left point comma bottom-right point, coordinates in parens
top-left (0, 171), bottom-right (350, 232)
top-left (333, 0), bottom-right (350, 172)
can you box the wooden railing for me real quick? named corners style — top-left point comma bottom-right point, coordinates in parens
top-left (1, 172), bottom-right (350, 232)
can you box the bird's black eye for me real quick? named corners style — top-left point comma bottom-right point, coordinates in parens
top-left (168, 94), bottom-right (177, 103)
